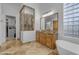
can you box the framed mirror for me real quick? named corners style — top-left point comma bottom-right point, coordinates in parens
top-left (40, 12), bottom-right (58, 33)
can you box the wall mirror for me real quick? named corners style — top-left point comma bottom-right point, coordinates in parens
top-left (20, 5), bottom-right (35, 31)
top-left (40, 12), bottom-right (58, 33)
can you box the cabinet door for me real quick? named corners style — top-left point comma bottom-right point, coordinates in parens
top-left (46, 35), bottom-right (52, 48)
top-left (42, 33), bottom-right (46, 45)
top-left (51, 35), bottom-right (56, 49)
top-left (36, 31), bottom-right (40, 42)
top-left (39, 32), bottom-right (43, 44)
top-left (40, 32), bottom-right (46, 45)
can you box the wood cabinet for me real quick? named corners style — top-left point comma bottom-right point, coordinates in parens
top-left (36, 31), bottom-right (56, 49)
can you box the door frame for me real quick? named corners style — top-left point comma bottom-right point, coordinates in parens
top-left (5, 15), bottom-right (16, 40)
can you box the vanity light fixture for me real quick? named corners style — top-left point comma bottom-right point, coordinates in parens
top-left (42, 10), bottom-right (56, 18)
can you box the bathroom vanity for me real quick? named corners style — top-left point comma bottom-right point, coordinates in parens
top-left (36, 31), bottom-right (56, 49)
top-left (36, 12), bottom-right (58, 49)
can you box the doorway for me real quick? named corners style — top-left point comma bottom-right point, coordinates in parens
top-left (6, 15), bottom-right (16, 40)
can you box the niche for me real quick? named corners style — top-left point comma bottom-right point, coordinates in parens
top-left (20, 5), bottom-right (35, 31)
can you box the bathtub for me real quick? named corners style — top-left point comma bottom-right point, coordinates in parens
top-left (56, 40), bottom-right (79, 55)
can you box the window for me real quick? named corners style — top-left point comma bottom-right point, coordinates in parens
top-left (64, 3), bottom-right (79, 38)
